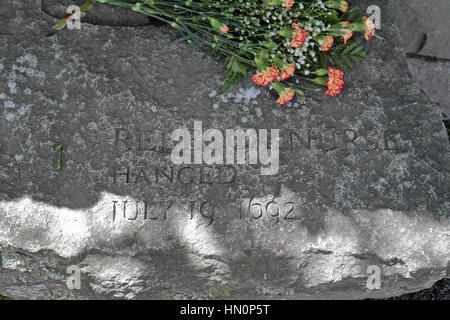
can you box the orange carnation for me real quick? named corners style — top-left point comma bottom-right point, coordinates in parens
top-left (319, 35), bottom-right (334, 52)
top-left (325, 67), bottom-right (344, 96)
top-left (290, 22), bottom-right (308, 48)
top-left (280, 63), bottom-right (296, 81)
top-left (282, 0), bottom-right (295, 11)
top-left (362, 16), bottom-right (376, 41)
top-left (339, 1), bottom-right (349, 12)
top-left (325, 0), bottom-right (348, 13)
top-left (340, 21), bottom-right (353, 44)
top-left (277, 88), bottom-right (295, 105)
top-left (251, 66), bottom-right (280, 86)
top-left (220, 24), bottom-right (230, 34)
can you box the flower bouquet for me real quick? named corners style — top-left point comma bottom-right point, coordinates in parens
top-left (54, 0), bottom-right (376, 105)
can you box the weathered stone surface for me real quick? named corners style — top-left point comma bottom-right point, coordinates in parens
top-left (405, 55), bottom-right (450, 119)
top-left (42, 0), bottom-right (154, 27)
top-left (388, 0), bottom-right (450, 119)
top-left (0, 0), bottom-right (449, 299)
top-left (388, 0), bottom-right (450, 59)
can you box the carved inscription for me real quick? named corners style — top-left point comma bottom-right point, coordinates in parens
top-left (111, 197), bottom-right (303, 227)
top-left (111, 165), bottom-right (237, 185)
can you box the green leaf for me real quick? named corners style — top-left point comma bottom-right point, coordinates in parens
top-left (52, 16), bottom-right (70, 31)
top-left (324, 12), bottom-right (340, 24)
top-left (221, 56), bottom-right (248, 93)
top-left (52, 0), bottom-right (96, 30)
top-left (328, 40), bottom-right (366, 69)
top-left (225, 56), bottom-right (247, 76)
top-left (171, 35), bottom-right (192, 45)
top-left (350, 55), bottom-right (365, 62)
top-left (342, 7), bottom-right (362, 22)
top-left (342, 41), bottom-right (358, 54)
top-left (80, 0), bottom-right (97, 12)
top-left (221, 70), bottom-right (245, 93)
top-left (320, 53), bottom-right (328, 69)
top-left (341, 55), bottom-right (352, 68)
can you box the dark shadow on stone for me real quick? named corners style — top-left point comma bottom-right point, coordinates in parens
top-left (444, 119), bottom-right (450, 140)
